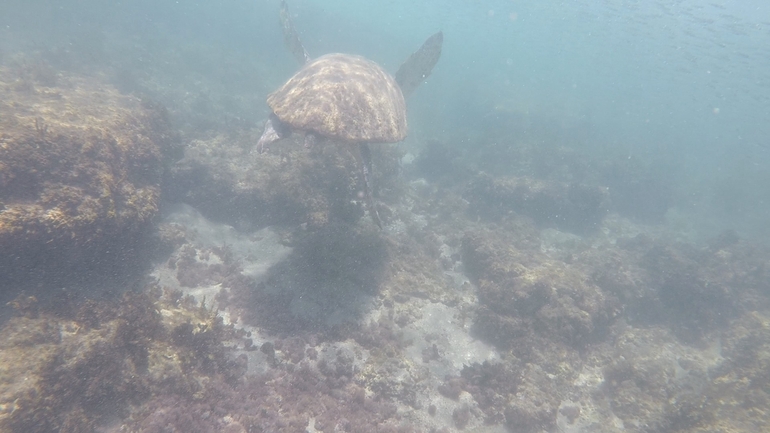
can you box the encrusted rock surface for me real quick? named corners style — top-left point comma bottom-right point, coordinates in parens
top-left (583, 231), bottom-right (770, 341)
top-left (3, 185), bottom-right (770, 433)
top-left (0, 62), bottom-right (176, 291)
top-left (462, 226), bottom-right (620, 353)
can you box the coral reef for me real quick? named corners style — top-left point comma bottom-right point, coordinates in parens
top-left (0, 290), bottom-right (164, 432)
top-left (0, 60), bottom-right (176, 292)
top-left (461, 226), bottom-right (620, 353)
top-left (584, 231), bottom-right (770, 342)
top-left (503, 363), bottom-right (561, 433)
top-left (454, 223), bottom-right (623, 431)
top-left (4, 148), bottom-right (770, 433)
top-left (465, 173), bottom-right (609, 234)
top-left (600, 327), bottom-right (713, 433)
top-left (150, 198), bottom-right (493, 432)
top-left (436, 359), bottom-right (562, 433)
top-left (495, 223), bottom-right (769, 431)
top-left (702, 311), bottom-right (770, 432)
top-left (0, 283), bottom-right (429, 433)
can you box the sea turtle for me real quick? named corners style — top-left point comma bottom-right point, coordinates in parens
top-left (257, 0), bottom-right (443, 228)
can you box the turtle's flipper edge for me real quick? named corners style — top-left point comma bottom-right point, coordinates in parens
top-left (280, 0), bottom-right (311, 65)
top-left (395, 31), bottom-right (443, 99)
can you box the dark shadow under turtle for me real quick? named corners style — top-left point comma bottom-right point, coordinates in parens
top-left (257, 0), bottom-right (443, 228)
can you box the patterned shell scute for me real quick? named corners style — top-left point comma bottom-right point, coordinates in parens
top-left (267, 53), bottom-right (407, 143)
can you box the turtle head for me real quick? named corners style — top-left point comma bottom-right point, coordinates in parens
top-left (256, 113), bottom-right (290, 154)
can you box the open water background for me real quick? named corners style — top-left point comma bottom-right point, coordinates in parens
top-left (1, 0), bottom-right (769, 241)
top-left (2, 3), bottom-right (770, 432)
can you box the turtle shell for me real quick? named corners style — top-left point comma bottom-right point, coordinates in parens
top-left (267, 53), bottom-right (407, 143)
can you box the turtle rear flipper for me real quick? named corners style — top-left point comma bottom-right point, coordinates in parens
top-left (395, 31), bottom-right (443, 99)
top-left (280, 0), bottom-right (310, 64)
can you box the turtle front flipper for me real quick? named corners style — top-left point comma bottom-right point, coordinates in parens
top-left (256, 113), bottom-right (290, 154)
top-left (280, 0), bottom-right (311, 65)
top-left (395, 31), bottom-right (443, 99)
top-left (355, 143), bottom-right (383, 229)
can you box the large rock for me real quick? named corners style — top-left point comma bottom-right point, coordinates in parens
top-left (585, 231), bottom-right (770, 342)
top-left (462, 227), bottom-right (619, 352)
top-left (0, 61), bottom-right (175, 291)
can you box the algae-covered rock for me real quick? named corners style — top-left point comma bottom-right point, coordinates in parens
top-left (0, 288), bottom-right (245, 433)
top-left (462, 227), bottom-right (619, 351)
top-left (0, 281), bottom-right (413, 433)
top-left (600, 326), bottom-right (725, 433)
top-left (704, 311), bottom-right (770, 433)
top-left (0, 291), bottom-right (160, 432)
top-left (0, 61), bottom-right (175, 290)
top-left (585, 231), bottom-right (770, 342)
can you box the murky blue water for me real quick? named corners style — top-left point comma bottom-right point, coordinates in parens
top-left (312, 0), bottom-right (770, 240)
top-left (1, 0), bottom-right (768, 237)
top-left (3, 3), bottom-right (770, 432)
